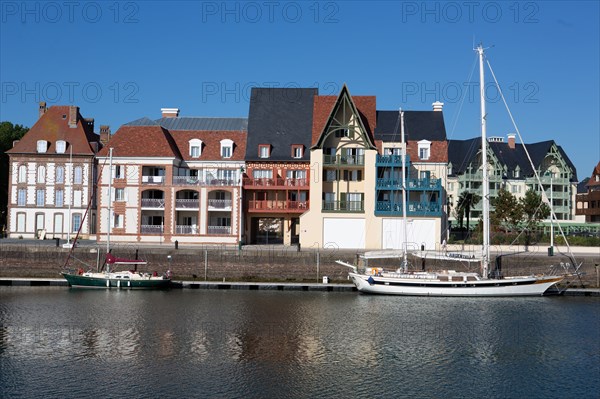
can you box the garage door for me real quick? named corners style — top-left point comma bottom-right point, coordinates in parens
top-left (382, 219), bottom-right (436, 250)
top-left (323, 218), bottom-right (365, 249)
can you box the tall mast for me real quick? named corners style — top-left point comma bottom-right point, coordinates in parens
top-left (67, 145), bottom-right (73, 245)
top-left (400, 109), bottom-right (408, 272)
top-left (477, 44), bottom-right (490, 277)
top-left (107, 148), bottom-right (113, 256)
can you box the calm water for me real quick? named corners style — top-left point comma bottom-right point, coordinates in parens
top-left (0, 288), bottom-right (598, 399)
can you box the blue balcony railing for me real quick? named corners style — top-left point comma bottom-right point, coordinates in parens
top-left (376, 154), bottom-right (410, 166)
top-left (375, 201), bottom-right (442, 216)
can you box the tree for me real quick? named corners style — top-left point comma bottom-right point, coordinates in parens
top-left (491, 188), bottom-right (522, 232)
top-left (456, 190), bottom-right (481, 237)
top-left (0, 122), bottom-right (29, 231)
top-left (519, 189), bottom-right (550, 244)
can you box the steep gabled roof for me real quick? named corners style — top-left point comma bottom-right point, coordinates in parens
top-left (375, 110), bottom-right (446, 142)
top-left (7, 106), bottom-right (98, 155)
top-left (448, 137), bottom-right (481, 175)
top-left (311, 85), bottom-right (377, 149)
top-left (97, 125), bottom-right (182, 159)
top-left (246, 88), bottom-right (317, 161)
top-left (586, 161), bottom-right (600, 189)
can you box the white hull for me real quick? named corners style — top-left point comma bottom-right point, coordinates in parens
top-left (348, 272), bottom-right (563, 297)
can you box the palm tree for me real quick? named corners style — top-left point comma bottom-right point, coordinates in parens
top-left (456, 190), bottom-right (481, 238)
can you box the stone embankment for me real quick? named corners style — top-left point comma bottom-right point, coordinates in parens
top-left (0, 242), bottom-right (598, 288)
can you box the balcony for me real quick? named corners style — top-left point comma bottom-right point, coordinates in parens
top-left (208, 199), bottom-right (232, 210)
top-left (142, 176), bottom-right (165, 185)
top-left (207, 226), bottom-right (232, 235)
top-left (376, 154), bottom-right (410, 166)
top-left (175, 199), bottom-right (199, 209)
top-left (323, 154), bottom-right (365, 167)
top-left (375, 201), bottom-right (442, 216)
top-left (248, 200), bottom-right (309, 213)
top-left (172, 176), bottom-right (237, 186)
top-left (322, 201), bottom-right (364, 213)
top-left (140, 225), bottom-right (163, 234)
top-left (175, 225), bottom-right (199, 234)
top-left (243, 178), bottom-right (309, 189)
top-left (141, 198), bottom-right (165, 208)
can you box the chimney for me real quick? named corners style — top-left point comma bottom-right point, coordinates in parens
top-left (507, 133), bottom-right (516, 149)
top-left (84, 118), bottom-right (94, 132)
top-left (161, 108), bottom-right (180, 118)
top-left (68, 105), bottom-right (79, 128)
top-left (100, 125), bottom-right (111, 146)
top-left (39, 102), bottom-right (47, 119)
top-left (432, 101), bottom-right (444, 112)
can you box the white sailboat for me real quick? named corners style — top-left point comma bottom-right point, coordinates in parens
top-left (337, 45), bottom-right (565, 296)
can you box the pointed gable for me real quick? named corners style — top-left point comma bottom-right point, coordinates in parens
top-left (311, 84), bottom-right (377, 149)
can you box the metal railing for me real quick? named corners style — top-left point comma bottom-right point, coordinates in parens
top-left (208, 199), bottom-right (232, 209)
top-left (323, 154), bottom-right (365, 166)
top-left (141, 198), bottom-right (165, 208)
top-left (207, 226), bottom-right (231, 235)
top-left (140, 225), bottom-right (163, 234)
top-left (322, 201), bottom-right (364, 212)
top-left (247, 200), bottom-right (308, 211)
top-left (175, 199), bottom-right (199, 208)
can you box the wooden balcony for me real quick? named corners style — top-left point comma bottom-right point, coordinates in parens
top-left (243, 178), bottom-right (308, 189)
top-left (247, 200), bottom-right (309, 213)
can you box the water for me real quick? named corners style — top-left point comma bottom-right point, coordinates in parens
top-left (0, 288), bottom-right (598, 399)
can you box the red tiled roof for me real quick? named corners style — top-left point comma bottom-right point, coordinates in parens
top-left (7, 106), bottom-right (97, 155)
top-left (97, 125), bottom-right (182, 158)
top-left (170, 130), bottom-right (247, 161)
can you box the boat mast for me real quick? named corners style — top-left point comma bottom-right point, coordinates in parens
top-left (400, 109), bottom-right (408, 272)
top-left (107, 148), bottom-right (113, 256)
top-left (477, 44), bottom-right (490, 278)
top-left (67, 145), bottom-right (73, 245)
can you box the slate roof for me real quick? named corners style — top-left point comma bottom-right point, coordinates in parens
top-left (157, 117), bottom-right (247, 131)
top-left (449, 137), bottom-right (578, 182)
top-left (246, 87), bottom-right (318, 161)
top-left (7, 106), bottom-right (99, 156)
top-left (375, 110), bottom-right (447, 142)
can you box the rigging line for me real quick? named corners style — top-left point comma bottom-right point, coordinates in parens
top-left (448, 53), bottom-right (479, 140)
top-left (485, 58), bottom-right (577, 272)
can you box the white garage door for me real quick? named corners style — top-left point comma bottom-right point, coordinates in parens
top-left (323, 218), bottom-right (365, 249)
top-left (382, 219), bottom-right (436, 250)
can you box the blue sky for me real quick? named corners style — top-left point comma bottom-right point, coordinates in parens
top-left (1, 1), bottom-right (598, 178)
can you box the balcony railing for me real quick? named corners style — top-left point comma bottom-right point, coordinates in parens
top-left (376, 201), bottom-right (442, 215)
top-left (175, 199), bottom-right (199, 208)
top-left (208, 199), bottom-right (232, 209)
top-left (323, 154), bottom-right (365, 166)
top-left (141, 198), bottom-right (165, 208)
top-left (175, 225), bottom-right (199, 234)
top-left (207, 226), bottom-right (231, 235)
top-left (376, 178), bottom-right (442, 190)
top-left (172, 176), bottom-right (237, 186)
top-left (322, 201), bottom-right (364, 212)
top-left (376, 154), bottom-right (410, 166)
top-left (142, 176), bottom-right (165, 185)
top-left (248, 200), bottom-right (308, 212)
top-left (140, 225), bottom-right (163, 234)
top-left (243, 178), bottom-right (308, 188)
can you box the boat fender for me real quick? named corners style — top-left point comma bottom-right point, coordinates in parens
top-left (106, 280), bottom-right (110, 288)
top-left (117, 280), bottom-right (121, 289)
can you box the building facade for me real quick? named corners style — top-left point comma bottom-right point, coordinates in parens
top-left (6, 103), bottom-right (100, 239)
top-left (95, 110), bottom-right (246, 246)
top-left (575, 161), bottom-right (600, 223)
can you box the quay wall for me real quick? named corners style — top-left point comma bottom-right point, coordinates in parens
top-left (0, 243), bottom-right (598, 287)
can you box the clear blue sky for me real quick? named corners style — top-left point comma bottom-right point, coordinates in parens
top-left (1, 1), bottom-right (598, 179)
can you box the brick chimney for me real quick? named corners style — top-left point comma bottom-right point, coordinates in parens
top-left (507, 133), bottom-right (516, 149)
top-left (68, 106), bottom-right (79, 128)
top-left (432, 101), bottom-right (444, 112)
top-left (161, 108), bottom-right (180, 118)
top-left (100, 125), bottom-right (111, 146)
top-left (39, 102), bottom-right (47, 119)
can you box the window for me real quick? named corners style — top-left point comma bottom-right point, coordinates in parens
top-left (220, 139), bottom-right (233, 158)
top-left (217, 169), bottom-right (235, 183)
top-left (36, 189), bottom-right (45, 206)
top-left (37, 166), bottom-right (46, 183)
top-left (324, 170), bottom-right (338, 182)
top-left (72, 214), bottom-right (82, 233)
top-left (286, 170), bottom-right (306, 179)
top-left (74, 166), bottom-right (83, 184)
top-left (113, 165), bottom-right (124, 179)
top-left (17, 213), bottom-right (26, 232)
top-left (55, 166), bottom-right (64, 184)
top-left (292, 145), bottom-right (303, 159)
top-left (55, 189), bottom-right (64, 207)
top-left (448, 163), bottom-right (453, 175)
top-left (418, 140), bottom-right (431, 160)
top-left (17, 189), bottom-right (26, 206)
top-left (18, 165), bottom-right (27, 183)
top-left (514, 167), bottom-right (520, 178)
top-left (347, 193), bottom-right (363, 211)
top-left (252, 169), bottom-right (273, 179)
top-left (37, 140), bottom-right (47, 153)
top-left (448, 182), bottom-right (454, 191)
top-left (56, 140), bottom-right (66, 154)
top-left (259, 145), bottom-right (270, 159)
top-left (115, 188), bottom-right (125, 201)
top-left (335, 127), bottom-right (352, 138)
top-left (113, 214), bottom-right (123, 228)
top-left (189, 139), bottom-right (203, 158)
top-left (343, 170), bottom-right (362, 181)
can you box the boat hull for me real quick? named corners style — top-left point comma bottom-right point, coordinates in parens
top-left (61, 273), bottom-right (171, 289)
top-left (349, 272), bottom-right (563, 297)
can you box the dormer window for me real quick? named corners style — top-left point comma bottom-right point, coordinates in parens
top-left (514, 166), bottom-right (520, 178)
top-left (448, 162), bottom-right (453, 175)
top-left (37, 140), bottom-right (48, 153)
top-left (418, 140), bottom-right (431, 160)
top-left (220, 139), bottom-right (233, 158)
top-left (291, 145), bottom-right (303, 159)
top-left (259, 144), bottom-right (270, 159)
top-left (56, 140), bottom-right (66, 154)
top-left (189, 139), bottom-right (203, 158)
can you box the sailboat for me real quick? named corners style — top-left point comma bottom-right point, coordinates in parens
top-left (61, 148), bottom-right (172, 289)
top-left (337, 45), bottom-right (565, 296)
